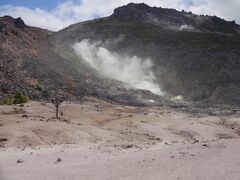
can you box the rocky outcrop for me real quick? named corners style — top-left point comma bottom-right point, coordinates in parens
top-left (14, 17), bottom-right (26, 29)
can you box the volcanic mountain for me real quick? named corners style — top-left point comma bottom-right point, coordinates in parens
top-left (1, 3), bottom-right (240, 105)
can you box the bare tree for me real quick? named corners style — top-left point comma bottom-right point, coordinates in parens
top-left (52, 97), bottom-right (63, 119)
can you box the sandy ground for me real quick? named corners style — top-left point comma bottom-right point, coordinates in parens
top-left (0, 97), bottom-right (240, 180)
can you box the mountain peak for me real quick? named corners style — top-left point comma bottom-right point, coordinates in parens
top-left (111, 3), bottom-right (153, 21)
top-left (111, 3), bottom-right (240, 34)
top-left (0, 16), bottom-right (26, 30)
top-left (123, 3), bottom-right (151, 9)
top-left (111, 3), bottom-right (182, 20)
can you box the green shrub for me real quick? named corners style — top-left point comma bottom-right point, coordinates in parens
top-left (0, 98), bottom-right (14, 105)
top-left (0, 94), bottom-right (28, 105)
top-left (13, 94), bottom-right (28, 104)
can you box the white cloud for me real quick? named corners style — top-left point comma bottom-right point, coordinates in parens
top-left (0, 5), bottom-right (74, 31)
top-left (187, 0), bottom-right (240, 22)
top-left (0, 0), bottom-right (239, 31)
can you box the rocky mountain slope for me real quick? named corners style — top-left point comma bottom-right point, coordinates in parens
top-left (0, 15), bottom-right (163, 105)
top-left (1, 3), bottom-right (240, 105)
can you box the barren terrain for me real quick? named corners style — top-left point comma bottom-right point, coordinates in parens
top-left (0, 98), bottom-right (240, 179)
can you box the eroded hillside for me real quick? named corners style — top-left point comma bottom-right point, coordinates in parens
top-left (1, 3), bottom-right (240, 105)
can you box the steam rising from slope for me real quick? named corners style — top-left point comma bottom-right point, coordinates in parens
top-left (73, 39), bottom-right (163, 95)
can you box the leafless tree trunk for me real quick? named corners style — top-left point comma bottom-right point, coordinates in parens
top-left (52, 97), bottom-right (62, 119)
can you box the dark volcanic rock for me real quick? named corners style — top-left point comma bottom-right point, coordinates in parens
top-left (112, 3), bottom-right (151, 21)
top-left (14, 17), bottom-right (25, 29)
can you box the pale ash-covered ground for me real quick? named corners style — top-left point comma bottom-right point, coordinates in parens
top-left (0, 98), bottom-right (240, 180)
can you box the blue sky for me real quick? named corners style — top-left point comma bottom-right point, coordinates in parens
top-left (0, 0), bottom-right (68, 10)
top-left (0, 0), bottom-right (239, 31)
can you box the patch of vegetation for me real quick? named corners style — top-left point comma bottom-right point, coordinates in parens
top-left (0, 94), bottom-right (28, 105)
top-left (0, 98), bottom-right (14, 105)
top-left (13, 94), bottom-right (28, 104)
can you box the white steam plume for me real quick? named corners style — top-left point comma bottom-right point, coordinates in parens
top-left (73, 39), bottom-right (164, 95)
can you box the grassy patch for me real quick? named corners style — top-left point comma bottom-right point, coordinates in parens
top-left (0, 94), bottom-right (28, 105)
top-left (0, 98), bottom-right (14, 105)
top-left (13, 94), bottom-right (28, 104)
